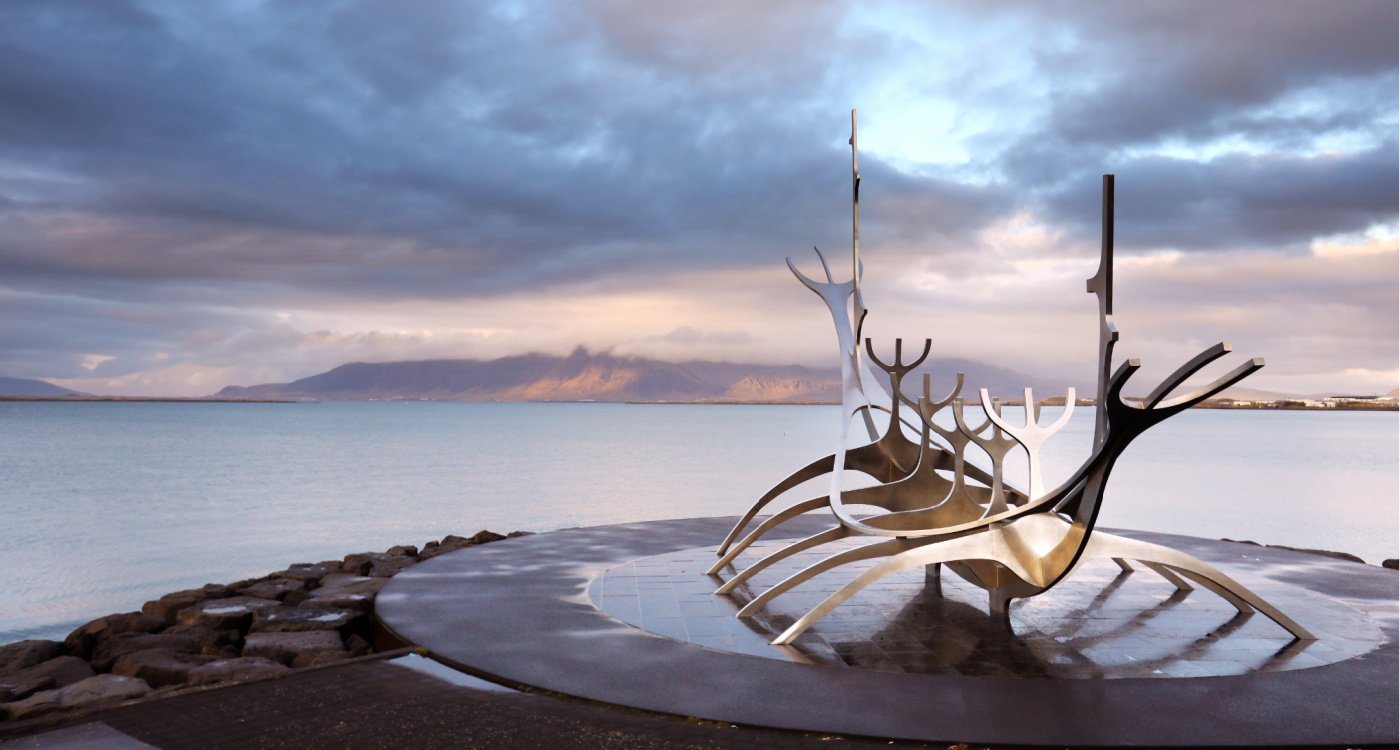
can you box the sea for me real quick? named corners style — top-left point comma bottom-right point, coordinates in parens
top-left (0, 401), bottom-right (1395, 645)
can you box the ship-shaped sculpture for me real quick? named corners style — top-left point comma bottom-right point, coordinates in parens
top-left (714, 111), bottom-right (1314, 645)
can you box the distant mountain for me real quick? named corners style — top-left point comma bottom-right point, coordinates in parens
top-left (214, 349), bottom-right (1069, 403)
top-left (0, 376), bottom-right (90, 397)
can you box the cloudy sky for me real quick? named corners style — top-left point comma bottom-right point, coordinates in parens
top-left (1, 0), bottom-right (1395, 397)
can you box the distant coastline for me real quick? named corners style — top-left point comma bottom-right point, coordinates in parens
top-left (0, 397), bottom-right (294, 403)
top-left (5, 396), bottom-right (1396, 410)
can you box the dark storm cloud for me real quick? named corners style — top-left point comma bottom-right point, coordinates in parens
top-left (1042, 138), bottom-right (1400, 251)
top-left (1017, 2), bottom-right (1396, 149)
top-left (0, 0), bottom-right (881, 302)
top-left (0, 0), bottom-right (1393, 389)
top-left (979, 0), bottom-right (1398, 247)
top-left (2, 0), bottom-right (1391, 289)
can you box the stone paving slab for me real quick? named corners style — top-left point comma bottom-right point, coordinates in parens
top-left (376, 516), bottom-right (1399, 747)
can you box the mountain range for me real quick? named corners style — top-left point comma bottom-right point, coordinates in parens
top-left (0, 376), bottom-right (90, 397)
top-left (214, 348), bottom-right (1073, 403)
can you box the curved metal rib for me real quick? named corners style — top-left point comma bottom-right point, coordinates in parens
top-left (771, 530), bottom-right (1038, 644)
top-left (1078, 533), bottom-right (1314, 640)
top-left (715, 526), bottom-right (852, 595)
top-left (1144, 342), bottom-right (1231, 408)
top-left (736, 536), bottom-right (935, 617)
top-left (709, 497), bottom-right (829, 575)
top-left (716, 454), bottom-right (837, 557)
top-left (1156, 358), bottom-right (1264, 411)
top-left (716, 417), bottom-right (933, 559)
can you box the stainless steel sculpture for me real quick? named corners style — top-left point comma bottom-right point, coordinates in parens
top-left (715, 111), bottom-right (1315, 644)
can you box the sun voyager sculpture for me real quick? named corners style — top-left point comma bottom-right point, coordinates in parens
top-left (713, 111), bottom-right (1314, 646)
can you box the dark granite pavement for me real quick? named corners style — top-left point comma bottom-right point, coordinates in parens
top-left (0, 655), bottom-right (945, 749)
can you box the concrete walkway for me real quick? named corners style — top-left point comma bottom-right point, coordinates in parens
top-left (0, 654), bottom-right (937, 749)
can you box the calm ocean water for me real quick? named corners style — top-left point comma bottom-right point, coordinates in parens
top-left (1, 401), bottom-right (1395, 644)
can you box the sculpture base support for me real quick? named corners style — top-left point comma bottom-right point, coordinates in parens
top-left (377, 518), bottom-right (1396, 748)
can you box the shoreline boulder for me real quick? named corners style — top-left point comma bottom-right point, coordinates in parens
top-left (91, 633), bottom-right (202, 672)
top-left (1, 656), bottom-right (95, 703)
top-left (64, 614), bottom-right (165, 661)
top-left (251, 607), bottom-right (364, 636)
top-left (1, 674), bottom-right (150, 721)
top-left (111, 649), bottom-right (218, 688)
top-left (0, 640), bottom-right (66, 678)
top-left (141, 584), bottom-right (233, 625)
top-left (177, 596), bottom-right (281, 632)
top-left (243, 631), bottom-right (346, 666)
top-left (299, 575), bottom-right (384, 613)
top-left (186, 657), bottom-right (289, 686)
top-left (241, 578), bottom-right (309, 604)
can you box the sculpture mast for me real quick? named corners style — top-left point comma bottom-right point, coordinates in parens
top-left (1086, 174), bottom-right (1117, 448)
top-left (850, 109), bottom-right (867, 340)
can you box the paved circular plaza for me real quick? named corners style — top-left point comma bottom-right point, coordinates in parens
top-left (376, 516), bottom-right (1397, 747)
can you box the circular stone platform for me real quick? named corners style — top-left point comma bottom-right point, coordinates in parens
top-left (588, 539), bottom-right (1379, 679)
top-left (375, 517), bottom-right (1398, 747)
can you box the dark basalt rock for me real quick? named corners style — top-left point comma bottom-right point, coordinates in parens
top-left (243, 631), bottom-right (345, 665)
top-left (469, 530), bottom-right (507, 544)
top-left (1384, 559), bottom-right (1398, 570)
top-left (299, 592), bottom-right (373, 613)
top-left (418, 530), bottom-right (515, 561)
top-left (250, 606), bottom-right (364, 635)
top-left (241, 578), bottom-right (308, 602)
top-left (142, 597), bottom-right (197, 625)
top-left (368, 558), bottom-right (415, 578)
top-left (0, 640), bottom-right (66, 678)
top-left (64, 613), bottom-right (166, 661)
top-left (176, 597), bottom-right (281, 632)
top-left (163, 624), bottom-right (242, 653)
top-left (0, 530), bottom-right (534, 713)
top-left (419, 536), bottom-right (476, 561)
top-left (0, 674), bottom-right (151, 721)
top-left (0, 674), bottom-right (54, 704)
top-left (144, 584), bottom-right (238, 623)
top-left (313, 574), bottom-right (384, 596)
top-left (299, 576), bottom-right (384, 613)
top-left (91, 633), bottom-right (201, 672)
top-left (417, 544), bottom-right (464, 561)
top-left (186, 657), bottom-right (289, 686)
top-left (270, 564), bottom-right (335, 587)
top-left (111, 649), bottom-right (218, 688)
top-left (344, 634), bottom-right (372, 657)
top-left (0, 656), bottom-right (95, 702)
top-left (289, 649), bottom-right (352, 668)
top-left (342, 552), bottom-right (416, 578)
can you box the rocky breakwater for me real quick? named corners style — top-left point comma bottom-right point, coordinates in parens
top-left (0, 530), bottom-right (525, 722)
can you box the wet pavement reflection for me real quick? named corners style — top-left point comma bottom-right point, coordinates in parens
top-left (587, 538), bottom-right (1380, 679)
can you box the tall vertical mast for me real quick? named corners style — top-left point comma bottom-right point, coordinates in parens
top-left (1086, 174), bottom-right (1117, 448)
top-left (851, 109), bottom-right (860, 286)
top-left (849, 109), bottom-right (866, 339)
